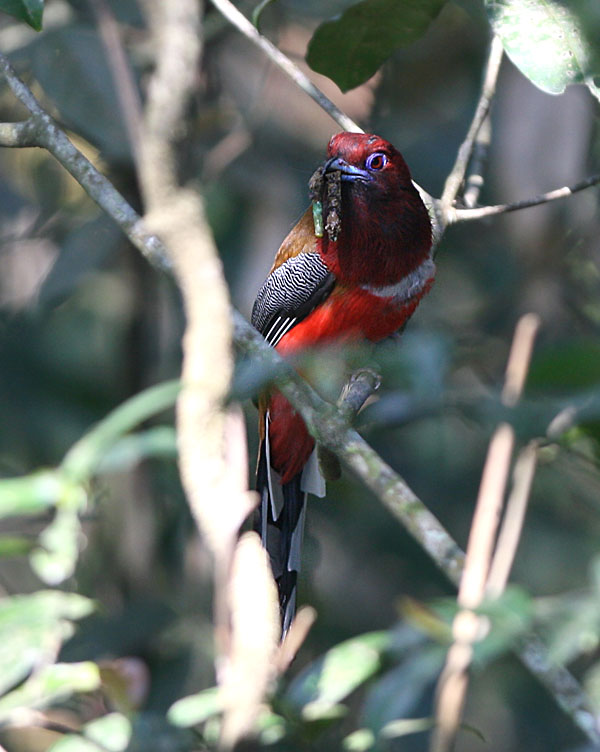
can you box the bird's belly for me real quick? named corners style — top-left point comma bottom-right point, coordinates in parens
top-left (277, 283), bottom-right (431, 354)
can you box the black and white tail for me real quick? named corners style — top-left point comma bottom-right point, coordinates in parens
top-left (255, 414), bottom-right (325, 636)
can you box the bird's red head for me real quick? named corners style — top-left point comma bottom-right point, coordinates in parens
top-left (326, 132), bottom-right (414, 193)
top-left (319, 132), bottom-right (432, 286)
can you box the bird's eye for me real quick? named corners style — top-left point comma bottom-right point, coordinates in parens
top-left (366, 152), bottom-right (388, 171)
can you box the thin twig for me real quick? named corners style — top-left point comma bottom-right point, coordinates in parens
top-left (451, 172), bottom-right (600, 222)
top-left (208, 0), bottom-right (363, 134)
top-left (486, 441), bottom-right (539, 597)
top-left (430, 314), bottom-right (541, 752)
top-left (440, 36), bottom-right (503, 214)
top-left (462, 113), bottom-right (491, 209)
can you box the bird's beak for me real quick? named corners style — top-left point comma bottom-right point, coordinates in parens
top-left (324, 156), bottom-right (371, 182)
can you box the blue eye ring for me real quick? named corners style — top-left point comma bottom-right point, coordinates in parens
top-left (366, 152), bottom-right (388, 171)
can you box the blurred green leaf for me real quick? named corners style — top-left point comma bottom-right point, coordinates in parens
top-left (0, 591), bottom-right (94, 698)
top-left (84, 712), bottom-right (132, 752)
top-left (0, 470), bottom-right (67, 518)
top-left (485, 0), bottom-right (600, 100)
top-left (380, 716), bottom-right (434, 739)
top-left (306, 0), bottom-right (446, 91)
top-left (168, 687), bottom-right (221, 727)
top-left (0, 661), bottom-right (100, 721)
top-left (31, 504), bottom-right (83, 584)
top-left (285, 632), bottom-right (390, 718)
top-left (472, 586), bottom-right (534, 665)
top-left (48, 737), bottom-right (100, 752)
top-left (62, 381), bottom-right (180, 482)
top-left (255, 709), bottom-right (287, 745)
top-left (343, 728), bottom-right (376, 751)
top-left (0, 535), bottom-right (35, 557)
top-left (96, 427), bottom-right (177, 473)
top-left (0, 0), bottom-right (43, 30)
top-left (360, 646), bottom-right (444, 733)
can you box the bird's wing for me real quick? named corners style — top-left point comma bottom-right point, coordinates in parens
top-left (251, 250), bottom-right (336, 347)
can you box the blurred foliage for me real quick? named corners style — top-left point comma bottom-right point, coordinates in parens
top-left (0, 0), bottom-right (598, 751)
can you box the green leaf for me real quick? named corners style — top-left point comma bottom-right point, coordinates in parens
top-left (343, 728), bottom-right (376, 751)
top-left (0, 662), bottom-right (100, 721)
top-left (0, 591), bottom-right (94, 698)
top-left (360, 646), bottom-right (444, 733)
top-left (61, 380), bottom-right (180, 482)
top-left (380, 716), bottom-right (434, 739)
top-left (30, 504), bottom-right (84, 585)
top-left (0, 470), bottom-right (67, 519)
top-left (472, 587), bottom-right (535, 665)
top-left (306, 0), bottom-right (446, 92)
top-left (485, 0), bottom-right (600, 101)
top-left (95, 427), bottom-right (177, 473)
top-left (0, 0), bottom-right (44, 31)
top-left (0, 536), bottom-right (35, 557)
top-left (285, 632), bottom-right (389, 718)
top-left (84, 713), bottom-right (132, 752)
top-left (48, 737), bottom-right (100, 752)
top-left (168, 687), bottom-right (221, 727)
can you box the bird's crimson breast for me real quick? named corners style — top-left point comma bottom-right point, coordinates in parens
top-left (275, 281), bottom-right (433, 355)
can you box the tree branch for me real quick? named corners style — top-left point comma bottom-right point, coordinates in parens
top-left (451, 172), bottom-right (600, 221)
top-left (208, 0), bottom-right (363, 135)
top-left (440, 36), bottom-right (503, 214)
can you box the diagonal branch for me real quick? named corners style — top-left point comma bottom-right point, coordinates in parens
top-left (208, 0), bottom-right (363, 134)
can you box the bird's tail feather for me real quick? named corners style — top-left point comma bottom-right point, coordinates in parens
top-left (256, 435), bottom-right (307, 636)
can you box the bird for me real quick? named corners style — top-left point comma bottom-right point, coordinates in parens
top-left (251, 132), bottom-right (435, 635)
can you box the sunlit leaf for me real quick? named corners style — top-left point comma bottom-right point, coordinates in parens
top-left (485, 0), bottom-right (600, 101)
top-left (48, 736), bottom-right (100, 752)
top-left (0, 470), bottom-right (67, 518)
top-left (0, 662), bottom-right (100, 720)
top-left (343, 728), bottom-right (376, 751)
top-left (0, 591), bottom-right (94, 697)
top-left (285, 632), bottom-right (390, 716)
top-left (306, 0), bottom-right (446, 91)
top-left (168, 687), bottom-right (221, 728)
top-left (84, 713), bottom-right (132, 752)
top-left (0, 0), bottom-right (43, 30)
